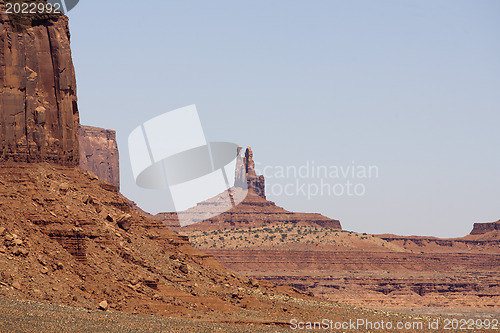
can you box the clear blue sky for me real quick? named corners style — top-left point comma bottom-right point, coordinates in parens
top-left (68, 0), bottom-right (499, 237)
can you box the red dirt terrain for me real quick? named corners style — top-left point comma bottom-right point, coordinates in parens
top-left (0, 163), bottom-right (462, 332)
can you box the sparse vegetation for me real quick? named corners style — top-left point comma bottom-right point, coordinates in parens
top-left (183, 223), bottom-right (398, 251)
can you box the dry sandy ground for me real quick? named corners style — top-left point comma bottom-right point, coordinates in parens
top-left (2, 297), bottom-right (497, 333)
top-left (0, 298), bottom-right (294, 333)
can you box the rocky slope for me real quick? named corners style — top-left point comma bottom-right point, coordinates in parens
top-left (78, 125), bottom-right (120, 190)
top-left (0, 163), bottom-right (354, 323)
top-left (0, 165), bottom-right (451, 330)
top-left (1, 163), bottom-right (460, 330)
top-left (0, 3), bottom-right (79, 166)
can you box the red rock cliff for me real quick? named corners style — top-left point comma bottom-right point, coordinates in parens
top-left (0, 5), bottom-right (79, 166)
top-left (470, 220), bottom-right (500, 235)
top-left (78, 125), bottom-right (120, 190)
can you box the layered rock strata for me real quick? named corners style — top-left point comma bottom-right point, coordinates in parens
top-left (0, 6), bottom-right (79, 166)
top-left (78, 125), bottom-right (120, 190)
top-left (205, 249), bottom-right (500, 310)
top-left (470, 219), bottom-right (500, 235)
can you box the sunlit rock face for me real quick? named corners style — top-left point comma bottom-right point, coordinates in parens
top-left (0, 9), bottom-right (79, 166)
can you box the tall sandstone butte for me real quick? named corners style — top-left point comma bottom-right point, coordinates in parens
top-left (0, 4), bottom-right (79, 166)
top-left (235, 146), bottom-right (265, 198)
top-left (157, 146), bottom-right (342, 231)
